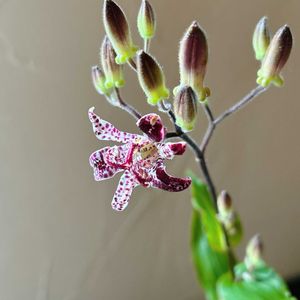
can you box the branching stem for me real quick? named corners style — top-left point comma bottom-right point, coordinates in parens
top-left (200, 85), bottom-right (267, 153)
top-left (116, 57), bottom-right (268, 277)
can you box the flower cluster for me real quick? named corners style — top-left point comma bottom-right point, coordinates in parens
top-left (86, 1), bottom-right (296, 299)
top-left (89, 0), bottom-right (293, 214)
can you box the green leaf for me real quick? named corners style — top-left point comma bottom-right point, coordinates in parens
top-left (190, 174), bottom-right (227, 252)
top-left (191, 211), bottom-right (230, 300)
top-left (190, 174), bottom-right (230, 299)
top-left (217, 263), bottom-right (296, 300)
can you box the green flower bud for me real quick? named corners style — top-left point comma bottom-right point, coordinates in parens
top-left (252, 16), bottom-right (270, 61)
top-left (257, 25), bottom-right (293, 87)
top-left (175, 21), bottom-right (210, 101)
top-left (103, 0), bottom-right (138, 64)
top-left (217, 191), bottom-right (243, 247)
top-left (173, 86), bottom-right (197, 132)
top-left (100, 36), bottom-right (125, 89)
top-left (245, 234), bottom-right (264, 270)
top-left (91, 65), bottom-right (112, 96)
top-left (137, 50), bottom-right (169, 105)
top-left (137, 0), bottom-right (156, 40)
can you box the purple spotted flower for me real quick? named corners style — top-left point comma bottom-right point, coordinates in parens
top-left (88, 107), bottom-right (191, 211)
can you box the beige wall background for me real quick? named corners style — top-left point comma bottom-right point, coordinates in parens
top-left (0, 0), bottom-right (299, 299)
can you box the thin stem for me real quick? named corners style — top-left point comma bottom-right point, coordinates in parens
top-left (144, 38), bottom-right (151, 52)
top-left (165, 132), bottom-right (179, 139)
top-left (200, 85), bottom-right (267, 153)
top-left (200, 102), bottom-right (216, 153)
top-left (200, 124), bottom-right (215, 153)
top-left (166, 109), bottom-right (218, 208)
top-left (114, 88), bottom-right (142, 120)
top-left (202, 101), bottom-right (215, 124)
top-left (165, 108), bottom-right (233, 276)
top-left (214, 85), bottom-right (267, 125)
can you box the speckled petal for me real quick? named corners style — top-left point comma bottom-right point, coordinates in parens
top-left (158, 142), bottom-right (187, 159)
top-left (111, 170), bottom-right (139, 211)
top-left (150, 161), bottom-right (191, 192)
top-left (105, 143), bottom-right (135, 168)
top-left (89, 107), bottom-right (139, 143)
top-left (89, 147), bottom-right (123, 181)
top-left (136, 113), bottom-right (166, 142)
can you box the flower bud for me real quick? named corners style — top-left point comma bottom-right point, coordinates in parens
top-left (100, 36), bottom-right (125, 89)
top-left (136, 50), bottom-right (169, 105)
top-left (173, 86), bottom-right (197, 132)
top-left (217, 191), bottom-right (243, 247)
top-left (252, 16), bottom-right (270, 61)
top-left (175, 21), bottom-right (210, 101)
top-left (91, 65), bottom-right (111, 96)
top-left (217, 190), bottom-right (233, 216)
top-left (245, 234), bottom-right (264, 270)
top-left (137, 0), bottom-right (156, 40)
top-left (103, 0), bottom-right (138, 64)
top-left (257, 25), bottom-right (293, 87)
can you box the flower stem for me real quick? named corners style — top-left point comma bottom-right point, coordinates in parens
top-left (144, 38), bottom-right (151, 52)
top-left (114, 88), bottom-right (142, 120)
top-left (214, 85), bottom-right (267, 125)
top-left (166, 109), bottom-right (218, 208)
top-left (123, 55), bottom-right (268, 277)
top-left (200, 85), bottom-right (267, 153)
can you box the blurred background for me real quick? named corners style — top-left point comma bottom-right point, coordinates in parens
top-left (0, 0), bottom-right (299, 299)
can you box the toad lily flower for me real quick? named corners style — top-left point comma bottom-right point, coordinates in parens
top-left (88, 108), bottom-right (191, 211)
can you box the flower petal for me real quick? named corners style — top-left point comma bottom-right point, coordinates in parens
top-left (89, 147), bottom-right (123, 181)
top-left (111, 170), bottom-right (139, 211)
top-left (158, 142), bottom-right (187, 159)
top-left (150, 161), bottom-right (191, 192)
top-left (136, 113), bottom-right (166, 142)
top-left (89, 107), bottom-right (139, 143)
top-left (105, 143), bottom-right (135, 167)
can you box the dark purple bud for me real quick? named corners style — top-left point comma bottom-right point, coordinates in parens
top-left (177, 21), bottom-right (209, 101)
top-left (100, 36), bottom-right (125, 88)
top-left (217, 190), bottom-right (232, 215)
top-left (137, 50), bottom-right (169, 105)
top-left (257, 25), bottom-right (293, 87)
top-left (173, 85), bottom-right (198, 132)
top-left (103, 0), bottom-right (137, 64)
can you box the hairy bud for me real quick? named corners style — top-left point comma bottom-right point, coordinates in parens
top-left (175, 21), bottom-right (210, 101)
top-left (252, 16), bottom-right (271, 61)
top-left (217, 191), bottom-right (243, 247)
top-left (257, 25), bottom-right (293, 87)
top-left (100, 36), bottom-right (125, 89)
top-left (173, 86), bottom-right (198, 132)
top-left (137, 0), bottom-right (156, 40)
top-left (91, 66), bottom-right (111, 96)
top-left (137, 50), bottom-right (169, 106)
top-left (103, 0), bottom-right (138, 64)
top-left (245, 234), bottom-right (264, 270)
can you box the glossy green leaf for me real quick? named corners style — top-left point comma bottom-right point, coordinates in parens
top-left (191, 211), bottom-right (230, 300)
top-left (217, 263), bottom-right (296, 300)
top-left (191, 175), bottom-right (227, 252)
